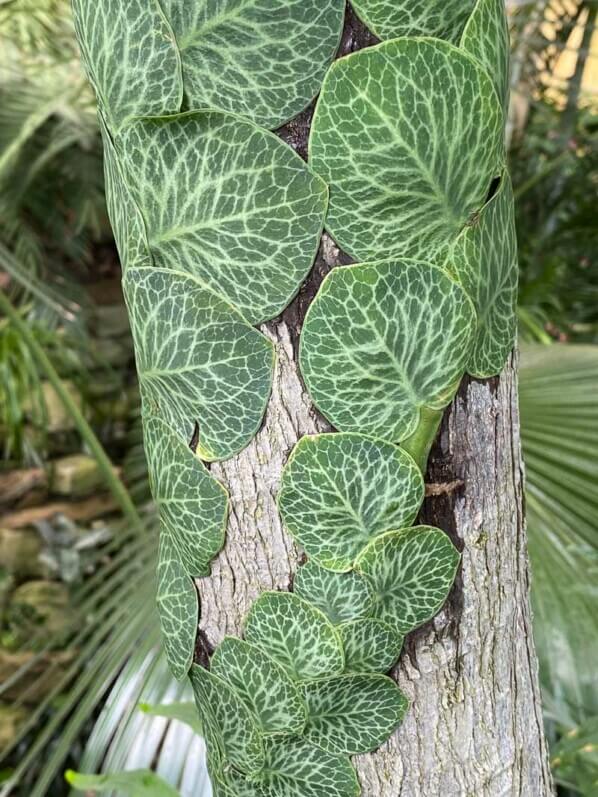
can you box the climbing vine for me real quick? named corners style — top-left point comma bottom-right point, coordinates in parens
top-left (72, 0), bottom-right (516, 794)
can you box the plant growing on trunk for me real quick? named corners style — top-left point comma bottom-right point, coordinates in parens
top-left (72, 1), bottom-right (526, 794)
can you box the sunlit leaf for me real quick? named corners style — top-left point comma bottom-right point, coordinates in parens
top-left (123, 266), bottom-right (274, 461)
top-left (118, 112), bottom-right (327, 324)
top-left (355, 527), bottom-right (461, 635)
top-left (310, 38), bottom-right (504, 262)
top-left (211, 637), bottom-right (307, 736)
top-left (244, 592), bottom-right (344, 682)
top-left (302, 674), bottom-right (408, 755)
top-left (300, 261), bottom-right (475, 442)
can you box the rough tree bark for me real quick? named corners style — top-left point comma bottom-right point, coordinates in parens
top-left (198, 9), bottom-right (554, 796)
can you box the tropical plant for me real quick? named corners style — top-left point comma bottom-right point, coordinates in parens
top-left (64, 0), bottom-right (540, 795)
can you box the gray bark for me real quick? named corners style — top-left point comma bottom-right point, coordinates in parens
top-left (198, 8), bottom-right (553, 795)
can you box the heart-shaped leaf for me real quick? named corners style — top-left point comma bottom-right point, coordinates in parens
top-left (228, 737), bottom-right (360, 797)
top-left (145, 417), bottom-right (228, 577)
top-left (356, 527), bottom-right (461, 635)
top-left (302, 674), bottom-right (409, 754)
top-left (449, 171), bottom-right (518, 378)
top-left (310, 38), bottom-right (504, 262)
top-left (160, 0), bottom-right (345, 129)
top-left (156, 535), bottom-right (197, 681)
top-left (211, 637), bottom-right (307, 736)
top-left (279, 433), bottom-right (424, 570)
top-left (144, 417), bottom-right (228, 575)
top-left (244, 592), bottom-right (344, 681)
top-left (350, 0), bottom-right (476, 42)
top-left (189, 664), bottom-right (264, 775)
top-left (300, 261), bottom-right (476, 442)
top-left (461, 0), bottom-right (510, 112)
top-left (118, 112), bottom-right (327, 324)
top-left (293, 559), bottom-right (374, 623)
top-left (123, 266), bottom-right (274, 461)
top-left (71, 0), bottom-right (182, 131)
top-left (339, 618), bottom-right (404, 674)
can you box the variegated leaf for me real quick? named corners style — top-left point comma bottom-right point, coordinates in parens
top-left (144, 416), bottom-right (228, 577)
top-left (71, 0), bottom-right (182, 132)
top-left (302, 674), bottom-right (409, 754)
top-left (300, 261), bottom-right (475, 443)
top-left (279, 433), bottom-right (424, 570)
top-left (461, 0), bottom-right (510, 112)
top-left (189, 664), bottom-right (264, 775)
top-left (211, 637), bottom-right (307, 736)
top-left (449, 171), bottom-right (518, 378)
top-left (293, 559), bottom-right (373, 623)
top-left (244, 592), bottom-right (344, 681)
top-left (123, 266), bottom-right (274, 461)
top-left (350, 0), bottom-right (476, 42)
top-left (100, 114), bottom-right (150, 272)
top-left (227, 737), bottom-right (360, 797)
top-left (356, 527), bottom-right (461, 635)
top-left (117, 112), bottom-right (327, 324)
top-left (156, 535), bottom-right (197, 681)
top-left (310, 38), bottom-right (504, 262)
top-left (161, 0), bottom-right (345, 130)
top-left (339, 618), bottom-right (404, 674)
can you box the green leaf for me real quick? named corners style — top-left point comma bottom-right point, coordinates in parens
top-left (519, 344), bottom-right (598, 723)
top-left (293, 559), bottom-right (374, 623)
top-left (117, 112), bottom-right (328, 324)
top-left (244, 592), bottom-right (344, 681)
top-left (302, 674), bottom-right (409, 754)
top-left (160, 0), bottom-right (345, 130)
top-left (350, 0), bottom-right (476, 42)
top-left (229, 737), bottom-right (360, 797)
top-left (355, 527), bottom-right (461, 635)
top-left (144, 416), bottom-right (228, 577)
top-left (211, 637), bottom-right (307, 736)
top-left (279, 433), bottom-right (424, 571)
top-left (123, 266), bottom-right (274, 461)
top-left (71, 0), bottom-right (182, 132)
top-left (339, 618), bottom-right (404, 674)
top-left (300, 261), bottom-right (476, 442)
top-left (100, 115), bottom-right (151, 272)
top-left (449, 171), bottom-right (518, 378)
top-left (309, 38), bottom-right (504, 262)
top-left (189, 664), bottom-right (265, 775)
top-left (155, 535), bottom-right (197, 681)
top-left (139, 701), bottom-right (203, 735)
top-left (461, 0), bottom-right (510, 113)
top-left (65, 768), bottom-right (180, 797)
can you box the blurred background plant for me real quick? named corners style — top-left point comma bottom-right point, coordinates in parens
top-left (0, 1), bottom-right (596, 796)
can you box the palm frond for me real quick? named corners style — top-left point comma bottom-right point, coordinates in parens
top-left (520, 343), bottom-right (598, 734)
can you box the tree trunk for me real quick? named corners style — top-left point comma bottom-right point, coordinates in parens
top-left (198, 9), bottom-right (554, 796)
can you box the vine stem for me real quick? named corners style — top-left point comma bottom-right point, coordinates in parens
top-left (401, 406), bottom-right (444, 474)
top-left (0, 287), bottom-right (143, 532)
